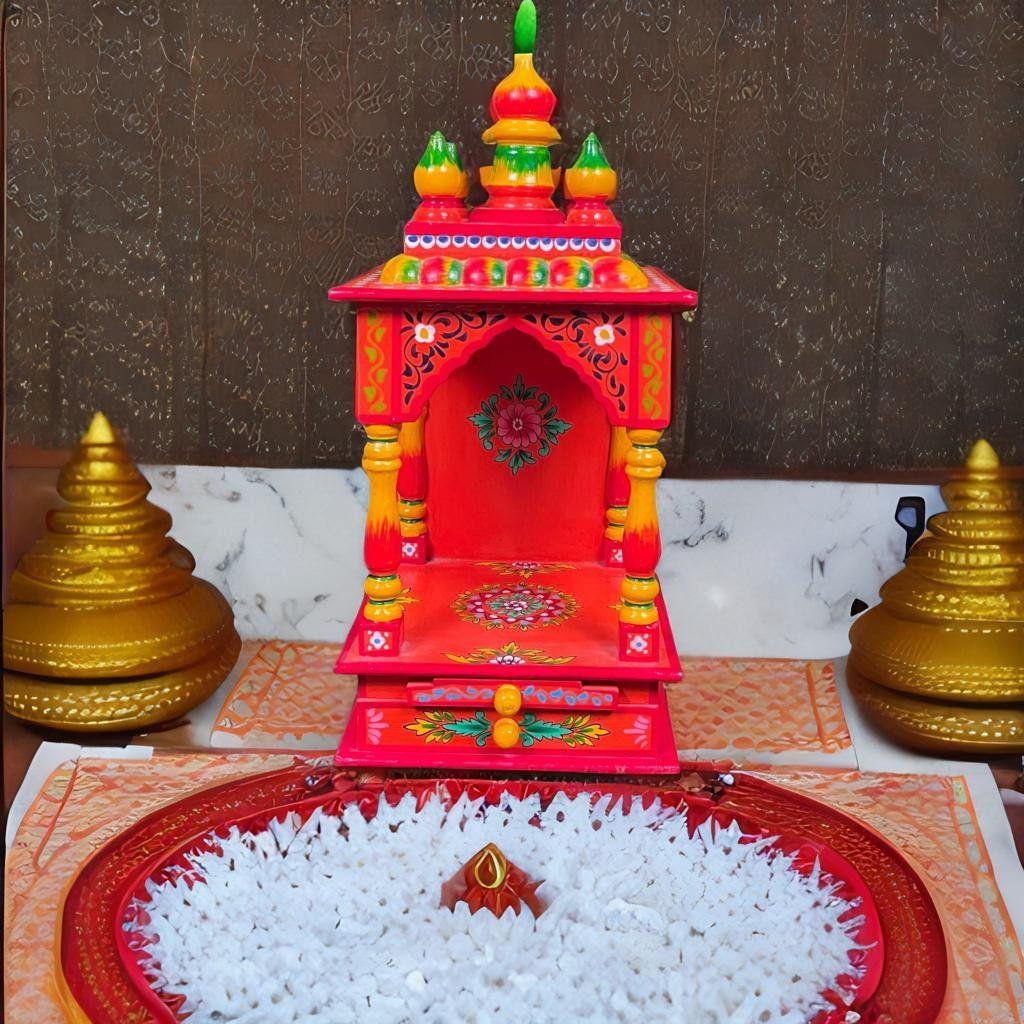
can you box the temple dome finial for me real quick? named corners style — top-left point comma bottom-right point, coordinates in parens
top-left (513, 0), bottom-right (537, 54)
top-left (565, 132), bottom-right (618, 226)
top-left (486, 0), bottom-right (557, 140)
top-left (411, 131), bottom-right (469, 222)
top-left (478, 0), bottom-right (560, 213)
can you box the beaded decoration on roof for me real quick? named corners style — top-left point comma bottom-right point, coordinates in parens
top-left (371, 0), bottom-right (670, 296)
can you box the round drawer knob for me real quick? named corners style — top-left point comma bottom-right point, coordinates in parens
top-left (493, 684), bottom-right (522, 716)
top-left (492, 716), bottom-right (520, 749)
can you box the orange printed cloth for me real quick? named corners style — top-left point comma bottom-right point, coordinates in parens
top-left (212, 642), bottom-right (354, 748)
top-left (212, 641), bottom-right (853, 762)
top-left (671, 657), bottom-right (851, 761)
top-left (5, 752), bottom-right (1022, 1023)
top-left (4, 752), bottom-right (297, 1023)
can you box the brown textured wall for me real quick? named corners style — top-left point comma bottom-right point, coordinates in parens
top-left (4, 0), bottom-right (1022, 474)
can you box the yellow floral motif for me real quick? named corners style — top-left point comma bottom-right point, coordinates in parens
top-left (557, 714), bottom-right (610, 747)
top-left (405, 710), bottom-right (490, 744)
top-left (476, 560), bottom-right (576, 579)
top-left (444, 641), bottom-right (575, 666)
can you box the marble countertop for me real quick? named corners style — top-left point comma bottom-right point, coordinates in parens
top-left (8, 465), bottom-right (941, 659)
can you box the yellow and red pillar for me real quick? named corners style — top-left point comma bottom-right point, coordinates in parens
top-left (360, 425), bottom-right (404, 655)
top-left (601, 425), bottom-right (631, 565)
top-left (398, 410), bottom-right (429, 563)
top-left (618, 428), bottom-right (665, 661)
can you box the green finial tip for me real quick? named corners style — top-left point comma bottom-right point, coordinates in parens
top-left (444, 140), bottom-right (464, 171)
top-left (513, 0), bottom-right (537, 54)
top-left (571, 132), bottom-right (612, 170)
top-left (418, 131), bottom-right (450, 169)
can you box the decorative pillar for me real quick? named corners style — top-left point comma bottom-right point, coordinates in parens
top-left (360, 425), bottom-right (404, 655)
top-left (398, 410), bottom-right (429, 563)
top-left (618, 428), bottom-right (665, 661)
top-left (601, 426), bottom-right (631, 565)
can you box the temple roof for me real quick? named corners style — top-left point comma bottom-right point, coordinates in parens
top-left (329, 0), bottom-right (697, 311)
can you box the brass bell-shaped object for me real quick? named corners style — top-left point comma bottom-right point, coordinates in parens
top-left (3, 413), bottom-right (241, 730)
top-left (848, 440), bottom-right (1023, 754)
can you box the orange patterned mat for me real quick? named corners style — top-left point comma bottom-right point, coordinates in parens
top-left (212, 641), bottom-right (853, 760)
top-left (5, 752), bottom-right (1022, 1022)
top-left (671, 657), bottom-right (851, 758)
top-left (212, 642), bottom-right (355, 748)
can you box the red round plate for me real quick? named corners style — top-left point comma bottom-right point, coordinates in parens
top-left (59, 766), bottom-right (947, 1024)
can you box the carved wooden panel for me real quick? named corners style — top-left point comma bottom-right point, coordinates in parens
top-left (5, 1), bottom-right (1022, 474)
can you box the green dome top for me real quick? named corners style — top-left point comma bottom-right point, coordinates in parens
top-left (513, 0), bottom-right (537, 54)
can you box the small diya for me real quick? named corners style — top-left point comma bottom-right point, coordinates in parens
top-left (440, 842), bottom-right (545, 918)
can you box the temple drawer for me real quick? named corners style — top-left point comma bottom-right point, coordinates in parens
top-left (347, 700), bottom-right (658, 755)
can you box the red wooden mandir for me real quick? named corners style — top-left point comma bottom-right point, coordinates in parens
top-left (329, 1), bottom-right (698, 774)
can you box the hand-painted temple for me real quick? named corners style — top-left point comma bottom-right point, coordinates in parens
top-left (329, 0), bottom-right (698, 774)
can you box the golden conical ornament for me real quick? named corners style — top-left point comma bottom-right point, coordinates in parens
top-left (849, 439), bottom-right (1024, 755)
top-left (846, 671), bottom-right (1024, 755)
top-left (3, 413), bottom-right (241, 731)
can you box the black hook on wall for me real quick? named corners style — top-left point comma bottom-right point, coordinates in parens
top-left (849, 495), bottom-right (929, 618)
top-left (895, 496), bottom-right (927, 561)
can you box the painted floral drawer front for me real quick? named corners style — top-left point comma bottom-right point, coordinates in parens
top-left (359, 705), bottom-right (652, 752)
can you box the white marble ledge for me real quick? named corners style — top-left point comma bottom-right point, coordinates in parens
top-left (657, 479), bottom-right (942, 658)
top-left (144, 466), bottom-right (369, 643)
top-left (6, 466), bottom-right (943, 660)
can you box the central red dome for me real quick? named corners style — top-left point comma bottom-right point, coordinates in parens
top-left (489, 54), bottom-right (557, 123)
